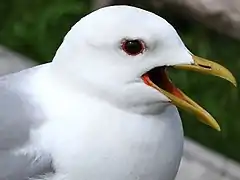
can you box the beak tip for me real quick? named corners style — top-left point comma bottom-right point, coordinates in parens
top-left (229, 75), bottom-right (237, 87)
top-left (216, 126), bottom-right (221, 132)
top-left (211, 122), bottom-right (221, 132)
top-left (233, 80), bottom-right (237, 87)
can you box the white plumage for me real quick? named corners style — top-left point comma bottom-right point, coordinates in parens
top-left (3, 5), bottom-right (233, 180)
top-left (33, 5), bottom-right (190, 180)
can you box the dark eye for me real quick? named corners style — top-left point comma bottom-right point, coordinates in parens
top-left (121, 39), bottom-right (145, 56)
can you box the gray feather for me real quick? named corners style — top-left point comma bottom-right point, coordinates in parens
top-left (0, 66), bottom-right (55, 180)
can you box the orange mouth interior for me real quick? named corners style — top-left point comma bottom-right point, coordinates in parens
top-left (142, 67), bottom-right (184, 99)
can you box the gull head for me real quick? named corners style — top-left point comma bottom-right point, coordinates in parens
top-left (52, 5), bottom-right (236, 131)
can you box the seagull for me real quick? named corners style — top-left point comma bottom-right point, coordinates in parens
top-left (0, 5), bottom-right (236, 180)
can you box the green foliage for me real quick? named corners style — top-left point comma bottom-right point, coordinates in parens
top-left (1, 0), bottom-right (240, 162)
top-left (0, 0), bottom-right (91, 63)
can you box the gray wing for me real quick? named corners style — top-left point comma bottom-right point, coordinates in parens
top-left (0, 66), bottom-right (55, 180)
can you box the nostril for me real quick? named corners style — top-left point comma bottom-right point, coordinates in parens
top-left (199, 64), bottom-right (212, 69)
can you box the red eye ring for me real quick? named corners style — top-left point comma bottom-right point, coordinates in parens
top-left (121, 39), bottom-right (145, 56)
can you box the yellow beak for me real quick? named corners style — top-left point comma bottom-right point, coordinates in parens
top-left (142, 55), bottom-right (237, 131)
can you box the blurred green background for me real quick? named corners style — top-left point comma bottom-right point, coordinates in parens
top-left (0, 0), bottom-right (239, 162)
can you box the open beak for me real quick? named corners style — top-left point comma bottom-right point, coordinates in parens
top-left (142, 54), bottom-right (237, 131)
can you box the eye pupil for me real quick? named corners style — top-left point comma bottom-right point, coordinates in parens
top-left (122, 39), bottom-right (144, 56)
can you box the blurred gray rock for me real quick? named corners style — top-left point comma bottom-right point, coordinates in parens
top-left (176, 138), bottom-right (240, 180)
top-left (93, 0), bottom-right (112, 10)
top-left (152, 0), bottom-right (240, 40)
top-left (0, 45), bottom-right (36, 76)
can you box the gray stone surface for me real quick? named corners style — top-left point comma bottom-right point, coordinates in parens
top-left (176, 138), bottom-right (240, 180)
top-left (0, 45), bottom-right (36, 76)
top-left (1, 45), bottom-right (240, 180)
top-left (152, 0), bottom-right (240, 40)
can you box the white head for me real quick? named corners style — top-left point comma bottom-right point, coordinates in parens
top-left (51, 5), bottom-right (235, 122)
top-left (51, 5), bottom-right (192, 113)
